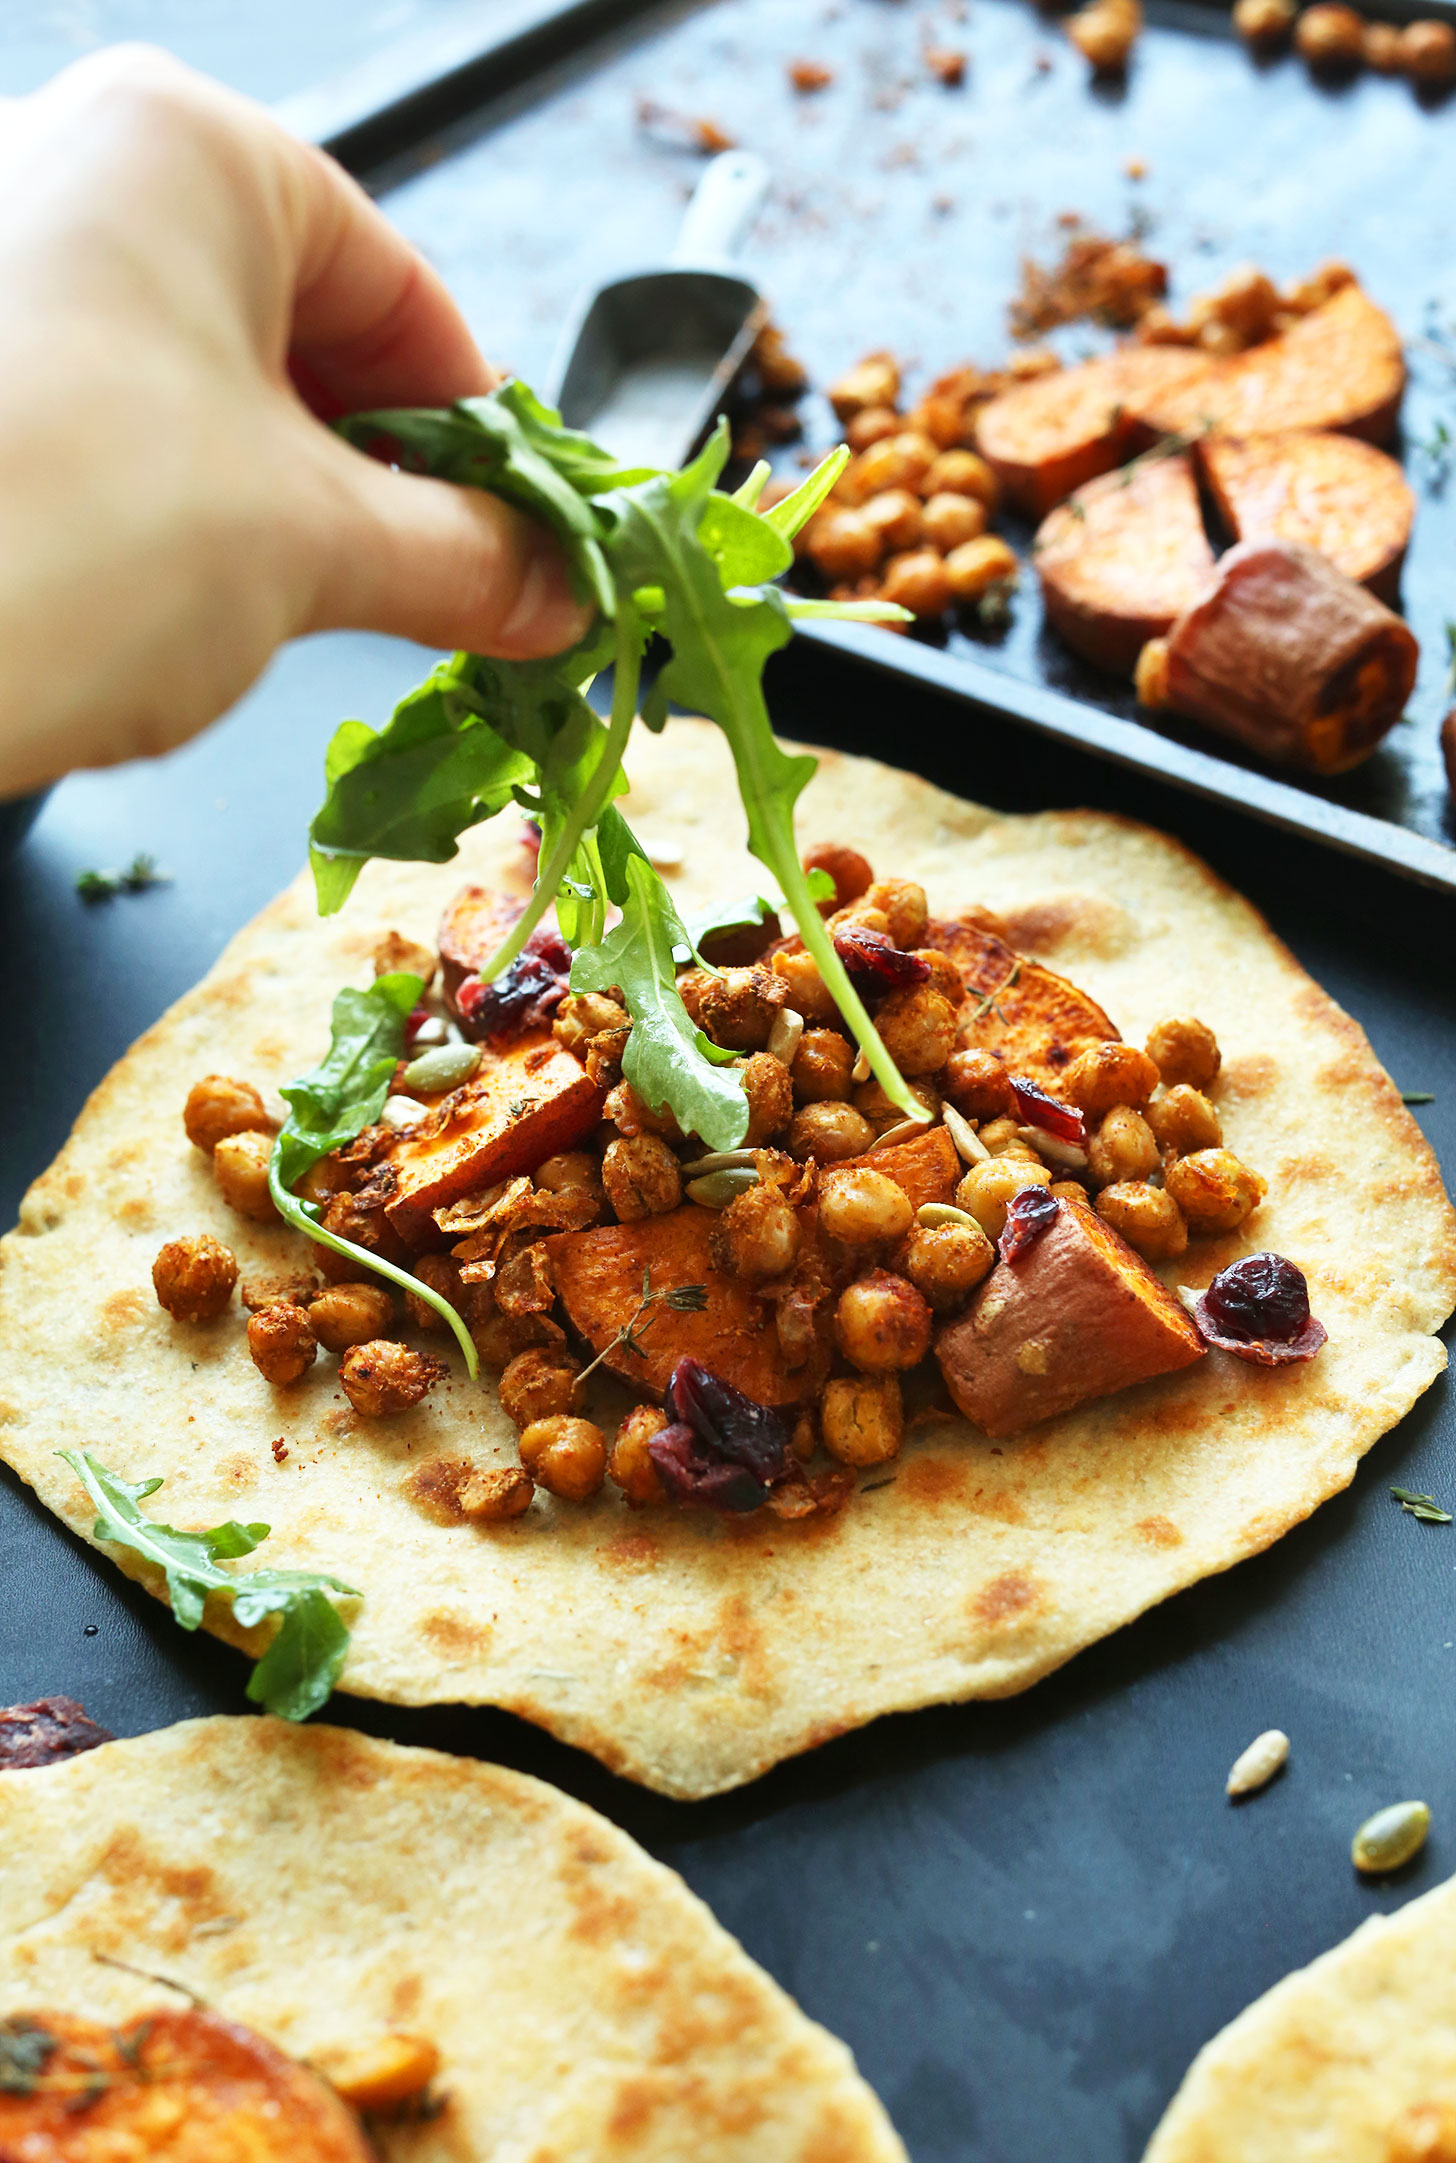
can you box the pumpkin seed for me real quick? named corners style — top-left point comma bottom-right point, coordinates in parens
top-left (767, 1008), bottom-right (805, 1066)
top-left (1352, 1800), bottom-right (1430, 1875)
top-left (679, 1148), bottom-right (759, 1178)
top-left (686, 1167), bottom-right (760, 1208)
top-left (380, 1094), bottom-right (430, 1130)
top-left (1225, 1729), bottom-right (1289, 1798)
top-left (943, 1103), bottom-right (990, 1165)
top-left (403, 1042), bottom-right (481, 1092)
top-left (917, 1203), bottom-right (978, 1231)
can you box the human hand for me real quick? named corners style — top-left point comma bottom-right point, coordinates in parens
top-left (0, 47), bottom-right (591, 796)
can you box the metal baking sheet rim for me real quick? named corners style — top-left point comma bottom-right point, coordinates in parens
top-left (804, 618), bottom-right (1456, 895)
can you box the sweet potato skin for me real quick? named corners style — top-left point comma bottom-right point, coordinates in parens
top-left (935, 1197), bottom-right (1204, 1437)
top-left (1198, 430), bottom-right (1413, 605)
top-left (437, 883), bottom-right (525, 1000)
top-left (1157, 539), bottom-right (1419, 775)
top-left (974, 347), bottom-right (1216, 518)
top-left (383, 1032), bottom-right (603, 1242)
top-left (1034, 451), bottom-right (1217, 677)
top-left (546, 1206), bottom-right (805, 1405)
top-left (1127, 283), bottom-right (1405, 447)
top-left (926, 916), bottom-right (1118, 1090)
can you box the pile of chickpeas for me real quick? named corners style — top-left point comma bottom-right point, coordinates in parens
top-left (793, 351), bottom-right (1028, 623)
top-left (149, 844), bottom-right (1267, 1519)
top-left (1238, 0), bottom-right (1456, 81)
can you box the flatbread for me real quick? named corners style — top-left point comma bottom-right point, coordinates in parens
top-left (0, 1715), bottom-right (903, 2161)
top-left (1, 722), bottom-right (1452, 1798)
top-left (1144, 1870), bottom-right (1456, 2160)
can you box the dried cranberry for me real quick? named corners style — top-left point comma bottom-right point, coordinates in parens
top-left (667, 1357), bottom-right (791, 1487)
top-left (647, 1423), bottom-right (768, 1513)
top-left (831, 923), bottom-right (931, 1001)
top-left (454, 923), bottom-right (571, 1044)
top-left (403, 1004), bottom-right (431, 1048)
top-left (524, 921), bottom-right (572, 975)
top-left (999, 1185), bottom-right (1061, 1263)
top-left (1193, 1253), bottom-right (1327, 1366)
top-left (1008, 1076), bottom-right (1086, 1148)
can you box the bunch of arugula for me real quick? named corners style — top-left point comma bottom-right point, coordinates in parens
top-left (60, 1451), bottom-right (357, 1720)
top-left (305, 384), bottom-right (920, 1175)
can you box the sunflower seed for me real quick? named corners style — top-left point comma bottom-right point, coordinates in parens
top-left (943, 1102), bottom-right (990, 1164)
top-left (1019, 1125), bottom-right (1087, 1171)
top-left (1226, 1729), bottom-right (1289, 1798)
top-left (852, 1046), bottom-right (872, 1083)
top-left (686, 1167), bottom-right (760, 1208)
top-left (1352, 1800), bottom-right (1430, 1875)
top-left (870, 1118), bottom-right (931, 1152)
top-left (767, 1008), bottom-right (805, 1066)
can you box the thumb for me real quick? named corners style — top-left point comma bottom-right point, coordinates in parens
top-left (301, 428), bottom-right (594, 659)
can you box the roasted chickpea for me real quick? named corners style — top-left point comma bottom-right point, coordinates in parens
top-left (602, 1079), bottom-right (681, 1140)
top-left (709, 1184), bottom-right (802, 1283)
top-left (1068, 0), bottom-right (1141, 70)
top-left (535, 1150), bottom-right (602, 1197)
top-left (371, 930), bottom-right (436, 987)
top-left (602, 1133), bottom-right (682, 1221)
top-left (941, 1047), bottom-right (1014, 1122)
top-left (1147, 1084), bottom-right (1222, 1156)
top-left (519, 1415), bottom-right (608, 1502)
top-left (792, 1027), bottom-right (856, 1103)
top-left (821, 1374), bottom-right (904, 1466)
top-left (1284, 260), bottom-right (1354, 313)
top-left (1146, 1016), bottom-right (1221, 1089)
top-left (1399, 18), bottom-right (1456, 78)
top-left (819, 1166), bottom-right (914, 1246)
top-left (955, 1155), bottom-right (1051, 1238)
top-left (310, 1281), bottom-right (395, 1352)
top-left (900, 1220), bottom-right (994, 1309)
top-left (835, 1268), bottom-right (932, 1372)
top-left (874, 985), bottom-right (958, 1076)
top-left (1087, 1105), bottom-right (1159, 1188)
top-left (827, 903), bottom-right (892, 941)
top-left (977, 1114), bottom-right (1027, 1156)
top-left (740, 1052), bottom-right (795, 1143)
top-left (806, 505), bottom-right (883, 580)
top-left (1134, 637), bottom-right (1171, 709)
top-left (850, 429), bottom-right (938, 500)
top-left (922, 448), bottom-right (999, 507)
top-left (1164, 1148), bottom-right (1266, 1235)
top-left (1388, 2102), bottom-right (1456, 2163)
top-left (772, 946), bottom-right (840, 1024)
top-left (845, 404), bottom-right (900, 452)
top-left (828, 352), bottom-right (900, 421)
top-left (1187, 266), bottom-right (1281, 351)
top-left (912, 949), bottom-right (964, 1005)
top-left (921, 491), bottom-right (987, 554)
top-left (881, 548), bottom-right (951, 618)
top-left (212, 1129), bottom-right (278, 1223)
top-left (1063, 1041), bottom-right (1159, 1117)
top-left (183, 1075), bottom-right (270, 1155)
top-left (698, 964), bottom-right (787, 1052)
top-left (240, 1269), bottom-right (317, 1313)
top-left (1233, 0), bottom-right (1294, 40)
top-left (1362, 18), bottom-right (1402, 66)
top-left (854, 1073), bottom-right (941, 1134)
top-left (319, 1189), bottom-right (406, 1265)
top-left (788, 1101), bottom-right (877, 1162)
top-left (909, 391), bottom-right (971, 449)
top-left (402, 1252), bottom-right (467, 1333)
top-left (1294, 2), bottom-right (1364, 65)
top-left (247, 1302), bottom-right (318, 1385)
top-left (292, 1153), bottom-right (357, 1208)
top-left (802, 841), bottom-right (874, 910)
top-left (152, 1234), bottom-right (237, 1322)
top-left (499, 1347), bottom-right (583, 1430)
top-left (458, 1465), bottom-right (535, 1522)
top-left (862, 488), bottom-right (924, 554)
top-left (552, 991), bottom-right (628, 1056)
top-left (863, 877), bottom-right (929, 948)
top-left (1050, 1180), bottom-right (1089, 1208)
top-left (945, 534), bottom-right (1019, 601)
top-left (1096, 1182), bottom-right (1188, 1261)
top-left (609, 1404), bottom-right (670, 1506)
top-left (339, 1339), bottom-right (447, 1417)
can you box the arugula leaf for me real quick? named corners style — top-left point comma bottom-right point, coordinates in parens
top-left (570, 855), bottom-right (750, 1149)
top-left (266, 972), bottom-right (479, 1375)
top-left (60, 1452), bottom-right (357, 1720)
top-left (761, 444), bottom-right (851, 540)
top-left (682, 866), bottom-right (835, 960)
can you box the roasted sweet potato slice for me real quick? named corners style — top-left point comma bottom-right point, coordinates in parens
top-left (437, 884), bottom-right (525, 1000)
top-left (840, 1125), bottom-right (961, 1211)
top-left (925, 916), bottom-right (1118, 1090)
top-left (1140, 539), bottom-right (1419, 775)
top-left (1127, 283), bottom-right (1404, 447)
top-left (1199, 430), bottom-right (1413, 604)
top-left (973, 346), bottom-right (1216, 518)
top-left (935, 1196), bottom-right (1204, 1436)
top-left (382, 1032), bottom-right (603, 1243)
top-left (1034, 451), bottom-right (1217, 677)
top-left (545, 1206), bottom-right (805, 1406)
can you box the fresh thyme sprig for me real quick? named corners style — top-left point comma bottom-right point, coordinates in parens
top-left (75, 852), bottom-right (168, 903)
top-left (575, 1268), bottom-right (710, 1386)
top-left (1391, 1486), bottom-right (1452, 1524)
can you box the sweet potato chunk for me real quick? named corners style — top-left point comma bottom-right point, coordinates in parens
top-left (437, 884), bottom-right (525, 1001)
top-left (925, 916), bottom-right (1118, 1089)
top-left (839, 1125), bottom-right (961, 1211)
top-left (1141, 539), bottom-right (1419, 775)
top-left (546, 1206), bottom-right (805, 1405)
top-left (1034, 452), bottom-right (1217, 677)
top-left (383, 1031), bottom-right (602, 1242)
top-left (935, 1196), bottom-right (1204, 1436)
top-left (974, 346), bottom-right (1216, 518)
top-left (0, 2008), bottom-right (373, 2162)
top-left (1127, 283), bottom-right (1405, 447)
top-left (1199, 430), bottom-right (1413, 604)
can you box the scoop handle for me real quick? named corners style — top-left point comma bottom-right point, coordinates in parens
top-left (670, 151), bottom-right (770, 270)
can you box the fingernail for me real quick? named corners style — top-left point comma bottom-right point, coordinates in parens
top-left (496, 531), bottom-right (591, 656)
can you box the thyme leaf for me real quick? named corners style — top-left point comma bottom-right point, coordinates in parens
top-left (1391, 1486), bottom-right (1452, 1524)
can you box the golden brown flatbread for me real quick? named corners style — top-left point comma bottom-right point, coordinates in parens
top-left (1, 723), bottom-right (1451, 1797)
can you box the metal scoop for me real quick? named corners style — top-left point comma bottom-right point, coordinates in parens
top-left (550, 150), bottom-right (771, 471)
